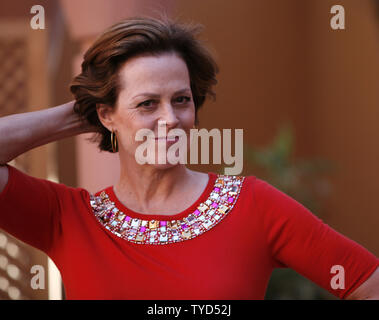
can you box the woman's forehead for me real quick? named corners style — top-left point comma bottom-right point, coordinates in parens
top-left (117, 54), bottom-right (191, 96)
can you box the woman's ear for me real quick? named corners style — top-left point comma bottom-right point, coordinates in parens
top-left (96, 104), bottom-right (115, 131)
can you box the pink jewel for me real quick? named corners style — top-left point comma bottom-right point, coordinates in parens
top-left (211, 202), bottom-right (218, 208)
top-left (160, 221), bottom-right (167, 227)
top-left (228, 197), bottom-right (234, 203)
top-left (214, 187), bottom-right (220, 192)
top-left (181, 224), bottom-right (188, 229)
top-left (125, 216), bottom-right (131, 221)
top-left (139, 226), bottom-right (146, 233)
top-left (194, 209), bottom-right (201, 216)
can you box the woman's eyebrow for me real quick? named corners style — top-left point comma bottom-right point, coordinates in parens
top-left (131, 88), bottom-right (191, 100)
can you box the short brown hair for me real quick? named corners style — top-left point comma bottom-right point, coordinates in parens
top-left (70, 15), bottom-right (219, 153)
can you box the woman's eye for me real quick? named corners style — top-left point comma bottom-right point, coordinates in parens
top-left (175, 96), bottom-right (191, 104)
top-left (137, 100), bottom-right (155, 108)
top-left (137, 96), bottom-right (191, 108)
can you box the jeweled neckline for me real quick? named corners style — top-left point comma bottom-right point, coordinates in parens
top-left (89, 173), bottom-right (245, 245)
top-left (106, 172), bottom-right (216, 221)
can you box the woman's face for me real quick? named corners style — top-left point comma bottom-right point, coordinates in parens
top-left (98, 52), bottom-right (195, 168)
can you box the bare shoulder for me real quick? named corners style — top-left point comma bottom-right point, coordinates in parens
top-left (0, 165), bottom-right (9, 194)
top-left (346, 266), bottom-right (379, 300)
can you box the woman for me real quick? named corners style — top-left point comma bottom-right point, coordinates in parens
top-left (0, 16), bottom-right (378, 300)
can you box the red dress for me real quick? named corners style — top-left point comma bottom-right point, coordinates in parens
top-left (0, 164), bottom-right (378, 299)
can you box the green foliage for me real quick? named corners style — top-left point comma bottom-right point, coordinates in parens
top-left (245, 124), bottom-right (334, 214)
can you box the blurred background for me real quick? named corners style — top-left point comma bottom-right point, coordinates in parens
top-left (0, 0), bottom-right (378, 300)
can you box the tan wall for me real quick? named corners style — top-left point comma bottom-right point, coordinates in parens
top-left (175, 0), bottom-right (308, 173)
top-left (305, 0), bottom-right (379, 253)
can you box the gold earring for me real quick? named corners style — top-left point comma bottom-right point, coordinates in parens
top-left (111, 129), bottom-right (118, 153)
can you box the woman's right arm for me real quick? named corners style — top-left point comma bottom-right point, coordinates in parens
top-left (0, 101), bottom-right (95, 192)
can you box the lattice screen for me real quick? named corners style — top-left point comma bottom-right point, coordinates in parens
top-left (0, 34), bottom-right (49, 300)
top-left (0, 37), bottom-right (32, 300)
top-left (0, 39), bottom-right (27, 117)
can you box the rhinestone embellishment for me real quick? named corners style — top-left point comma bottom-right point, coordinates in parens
top-left (89, 175), bottom-right (245, 245)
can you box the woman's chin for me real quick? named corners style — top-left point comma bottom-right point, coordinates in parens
top-left (143, 161), bottom-right (182, 171)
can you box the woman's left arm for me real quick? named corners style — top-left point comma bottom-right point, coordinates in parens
top-left (253, 177), bottom-right (379, 299)
top-left (345, 267), bottom-right (379, 300)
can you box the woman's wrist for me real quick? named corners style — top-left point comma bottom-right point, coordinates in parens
top-left (58, 101), bottom-right (97, 135)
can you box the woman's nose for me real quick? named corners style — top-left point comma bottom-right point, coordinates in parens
top-left (159, 103), bottom-right (179, 129)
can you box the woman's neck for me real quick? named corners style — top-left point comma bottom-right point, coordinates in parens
top-left (113, 158), bottom-right (196, 214)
